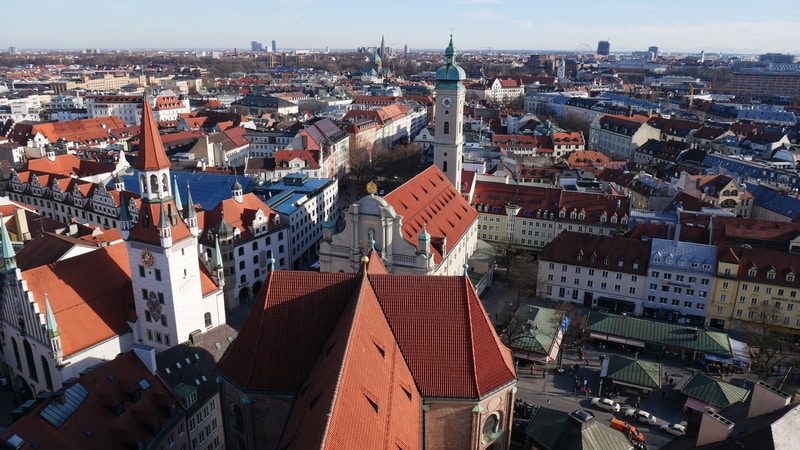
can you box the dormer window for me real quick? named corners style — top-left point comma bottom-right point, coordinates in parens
top-left (576, 252), bottom-right (583, 262)
top-left (621, 217), bottom-right (628, 225)
top-left (748, 268), bottom-right (757, 277)
top-left (578, 212), bottom-right (585, 220)
top-left (610, 216), bottom-right (618, 224)
top-left (559, 210), bottom-right (566, 218)
top-left (788, 273), bottom-right (795, 282)
top-left (600, 214), bottom-right (607, 223)
top-left (570, 211), bottom-right (577, 219)
top-left (617, 257), bottom-right (624, 267)
top-left (767, 270), bottom-right (776, 280)
top-left (604, 255), bottom-right (610, 265)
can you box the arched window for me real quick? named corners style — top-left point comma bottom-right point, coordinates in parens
top-left (150, 174), bottom-right (159, 193)
top-left (140, 175), bottom-right (148, 193)
top-left (23, 340), bottom-right (37, 381)
top-left (444, 122), bottom-right (450, 135)
top-left (161, 174), bottom-right (169, 194)
top-left (41, 356), bottom-right (53, 390)
top-left (232, 404), bottom-right (245, 433)
top-left (239, 261), bottom-right (246, 270)
top-left (11, 338), bottom-right (21, 370)
top-left (204, 312), bottom-right (212, 328)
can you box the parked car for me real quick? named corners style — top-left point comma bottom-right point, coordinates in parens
top-left (610, 417), bottom-right (645, 443)
top-left (591, 397), bottom-right (620, 413)
top-left (624, 408), bottom-right (658, 425)
top-left (660, 421), bottom-right (687, 436)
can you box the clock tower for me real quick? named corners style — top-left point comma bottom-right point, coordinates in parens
top-left (433, 35), bottom-right (466, 190)
top-left (127, 98), bottom-right (224, 352)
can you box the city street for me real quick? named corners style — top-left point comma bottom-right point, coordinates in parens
top-left (480, 276), bottom-right (758, 449)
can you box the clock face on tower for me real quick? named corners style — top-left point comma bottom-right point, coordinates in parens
top-left (440, 96), bottom-right (453, 109)
top-left (140, 249), bottom-right (155, 267)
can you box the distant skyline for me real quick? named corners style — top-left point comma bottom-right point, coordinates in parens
top-left (3, 0), bottom-right (800, 55)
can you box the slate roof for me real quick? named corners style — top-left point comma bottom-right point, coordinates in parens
top-left (746, 182), bottom-right (800, 221)
top-left (679, 373), bottom-right (750, 408)
top-left (156, 324), bottom-right (237, 410)
top-left (540, 232), bottom-right (650, 276)
top-left (586, 312), bottom-right (733, 357)
top-left (604, 355), bottom-right (661, 390)
top-left (14, 232), bottom-right (101, 271)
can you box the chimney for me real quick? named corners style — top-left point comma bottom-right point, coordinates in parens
top-left (695, 409), bottom-right (734, 446)
top-left (748, 381), bottom-right (791, 418)
top-left (13, 207), bottom-right (30, 241)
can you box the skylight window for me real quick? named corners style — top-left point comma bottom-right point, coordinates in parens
top-left (138, 379), bottom-right (150, 390)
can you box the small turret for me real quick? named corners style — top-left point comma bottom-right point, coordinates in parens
top-left (1, 214), bottom-right (17, 273)
top-left (172, 175), bottom-right (184, 215)
top-left (118, 195), bottom-right (132, 239)
top-left (113, 172), bottom-right (125, 192)
top-left (185, 183), bottom-right (198, 236)
top-left (45, 295), bottom-right (63, 365)
top-left (158, 203), bottom-right (172, 248)
top-left (214, 234), bottom-right (225, 288)
top-left (231, 177), bottom-right (243, 203)
top-left (418, 224), bottom-right (431, 255)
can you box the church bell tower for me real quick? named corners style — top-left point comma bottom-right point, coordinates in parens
top-left (433, 35), bottom-right (466, 191)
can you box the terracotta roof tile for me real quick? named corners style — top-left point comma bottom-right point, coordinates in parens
top-left (133, 99), bottom-right (171, 171)
top-left (384, 166), bottom-right (478, 264)
top-left (23, 243), bottom-right (133, 357)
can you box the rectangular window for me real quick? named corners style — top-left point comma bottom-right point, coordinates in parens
top-left (722, 281), bottom-right (729, 289)
top-left (575, 267), bottom-right (581, 274)
top-left (650, 283), bottom-right (658, 290)
top-left (753, 285), bottom-right (760, 293)
top-left (587, 280), bottom-right (593, 287)
top-left (672, 299), bottom-right (680, 306)
top-left (629, 287), bottom-right (636, 294)
top-left (716, 307), bottom-right (723, 314)
top-left (138, 265), bottom-right (145, 277)
top-left (601, 282), bottom-right (607, 290)
top-left (788, 304), bottom-right (794, 311)
top-left (741, 283), bottom-right (748, 291)
top-left (660, 297), bottom-right (667, 304)
top-left (574, 278), bottom-right (580, 285)
top-left (155, 269), bottom-right (162, 281)
top-left (736, 309), bottom-right (742, 317)
top-left (560, 276), bottom-right (567, 283)
top-left (616, 273), bottom-right (622, 280)
top-left (684, 301), bottom-right (692, 308)
top-left (647, 295), bottom-right (655, 302)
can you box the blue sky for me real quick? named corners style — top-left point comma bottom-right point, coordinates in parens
top-left (3, 0), bottom-right (800, 54)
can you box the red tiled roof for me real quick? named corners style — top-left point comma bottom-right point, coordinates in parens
top-left (199, 193), bottom-right (279, 244)
top-left (384, 166), bottom-right (478, 264)
top-left (133, 99), bottom-right (171, 171)
top-left (1, 351), bottom-right (180, 449)
top-left (22, 243), bottom-right (134, 357)
top-left (217, 270), bottom-right (515, 401)
top-left (279, 274), bottom-right (421, 449)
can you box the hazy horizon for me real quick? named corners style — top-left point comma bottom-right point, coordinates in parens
top-left (3, 0), bottom-right (800, 55)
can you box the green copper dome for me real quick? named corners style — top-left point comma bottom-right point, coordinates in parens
top-left (436, 35), bottom-right (466, 82)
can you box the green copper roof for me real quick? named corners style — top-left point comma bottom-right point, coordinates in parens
top-left (45, 295), bottom-right (59, 338)
top-left (185, 183), bottom-right (196, 219)
top-left (436, 35), bottom-right (466, 82)
top-left (502, 305), bottom-right (562, 357)
top-left (605, 355), bottom-right (661, 390)
top-left (1, 214), bottom-right (17, 272)
top-left (586, 312), bottom-right (733, 357)
top-left (680, 373), bottom-right (750, 408)
top-left (172, 175), bottom-right (183, 213)
top-left (118, 195), bottom-right (131, 222)
top-left (526, 407), bottom-right (635, 450)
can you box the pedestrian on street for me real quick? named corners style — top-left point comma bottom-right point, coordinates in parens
top-left (585, 358), bottom-right (590, 366)
top-left (531, 365), bottom-right (535, 376)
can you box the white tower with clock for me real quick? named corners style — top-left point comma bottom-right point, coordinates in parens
top-left (433, 35), bottom-right (466, 191)
top-left (126, 98), bottom-right (225, 352)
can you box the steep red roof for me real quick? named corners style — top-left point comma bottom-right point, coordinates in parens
top-left (217, 270), bottom-right (515, 400)
top-left (384, 166), bottom-right (478, 264)
top-left (279, 274), bottom-right (421, 449)
top-left (22, 243), bottom-right (134, 357)
top-left (134, 99), bottom-right (171, 171)
top-left (127, 201), bottom-right (192, 245)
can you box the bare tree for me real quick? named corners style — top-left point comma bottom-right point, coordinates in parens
top-left (740, 303), bottom-right (797, 379)
top-left (506, 254), bottom-right (538, 309)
